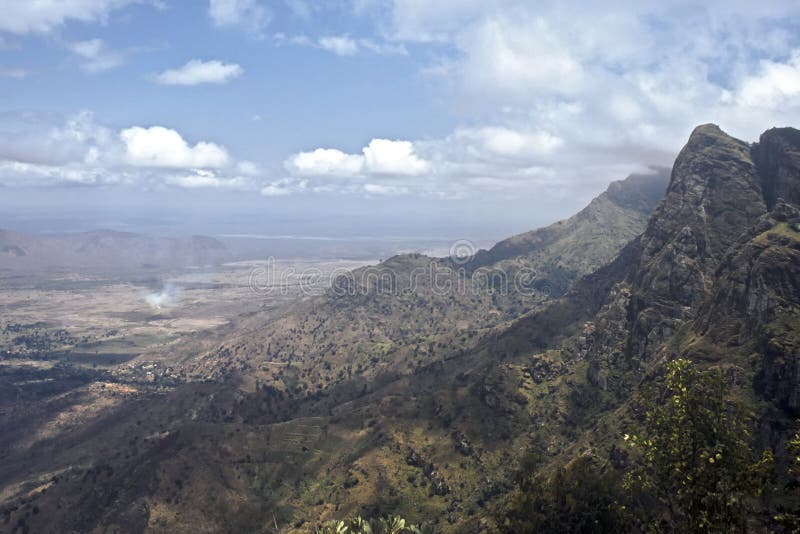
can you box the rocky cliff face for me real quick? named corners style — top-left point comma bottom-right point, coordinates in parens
top-left (753, 127), bottom-right (800, 210)
top-left (569, 125), bottom-right (800, 417)
top-left (509, 125), bottom-right (800, 406)
top-left (626, 124), bottom-right (768, 358)
top-left (695, 203), bottom-right (800, 414)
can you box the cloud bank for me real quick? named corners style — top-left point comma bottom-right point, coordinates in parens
top-left (0, 111), bottom-right (257, 189)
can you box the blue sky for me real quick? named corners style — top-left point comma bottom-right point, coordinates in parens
top-left (1, 1), bottom-right (800, 238)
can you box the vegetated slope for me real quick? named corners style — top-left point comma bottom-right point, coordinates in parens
top-left (0, 229), bottom-right (229, 272)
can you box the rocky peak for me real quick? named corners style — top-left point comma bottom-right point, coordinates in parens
top-left (752, 127), bottom-right (800, 210)
top-left (619, 125), bottom-right (768, 358)
top-left (638, 124), bottom-right (765, 287)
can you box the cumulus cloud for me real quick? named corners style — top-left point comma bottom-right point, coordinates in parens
top-left (0, 112), bottom-right (257, 190)
top-left (0, 110), bottom-right (115, 167)
top-left (362, 139), bottom-right (428, 175)
top-left (0, 0), bottom-right (143, 35)
top-left (208, 0), bottom-right (271, 37)
top-left (287, 148), bottom-right (364, 177)
top-left (735, 51), bottom-right (800, 108)
top-left (120, 126), bottom-right (230, 168)
top-left (155, 59), bottom-right (243, 86)
top-left (286, 139), bottom-right (429, 179)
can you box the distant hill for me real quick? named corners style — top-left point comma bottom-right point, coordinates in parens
top-left (0, 229), bottom-right (229, 272)
top-left (467, 169), bottom-right (668, 296)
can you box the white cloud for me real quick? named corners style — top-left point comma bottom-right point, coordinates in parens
top-left (68, 38), bottom-right (124, 73)
top-left (0, 160), bottom-right (106, 186)
top-left (286, 139), bottom-right (428, 179)
top-left (0, 0), bottom-right (141, 35)
top-left (155, 59), bottom-right (243, 86)
top-left (736, 51), bottom-right (800, 108)
top-left (362, 139), bottom-right (428, 175)
top-left (5, 0), bottom-right (800, 211)
top-left (120, 126), bottom-right (230, 168)
top-left (456, 16), bottom-right (584, 97)
top-left (165, 169), bottom-right (250, 189)
top-left (318, 35), bottom-right (359, 56)
top-left (286, 148), bottom-right (364, 177)
top-left (208, 0), bottom-right (271, 37)
top-left (0, 112), bottom-right (262, 190)
top-left (0, 110), bottom-right (114, 166)
top-left (455, 127), bottom-right (563, 158)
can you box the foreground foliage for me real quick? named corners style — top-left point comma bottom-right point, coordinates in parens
top-left (626, 359), bottom-right (772, 532)
top-left (505, 358), bottom-right (778, 533)
top-left (774, 424), bottom-right (800, 531)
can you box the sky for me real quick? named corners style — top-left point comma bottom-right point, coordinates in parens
top-left (1, 0), bottom-right (800, 239)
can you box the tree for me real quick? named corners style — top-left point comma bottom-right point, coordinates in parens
top-left (625, 358), bottom-right (773, 532)
top-left (774, 423), bottom-right (800, 531)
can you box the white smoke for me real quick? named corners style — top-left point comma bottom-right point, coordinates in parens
top-left (145, 283), bottom-right (179, 310)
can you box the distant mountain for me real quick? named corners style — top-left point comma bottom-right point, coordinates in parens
top-left (0, 229), bottom-right (229, 272)
top-left (467, 169), bottom-right (668, 297)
